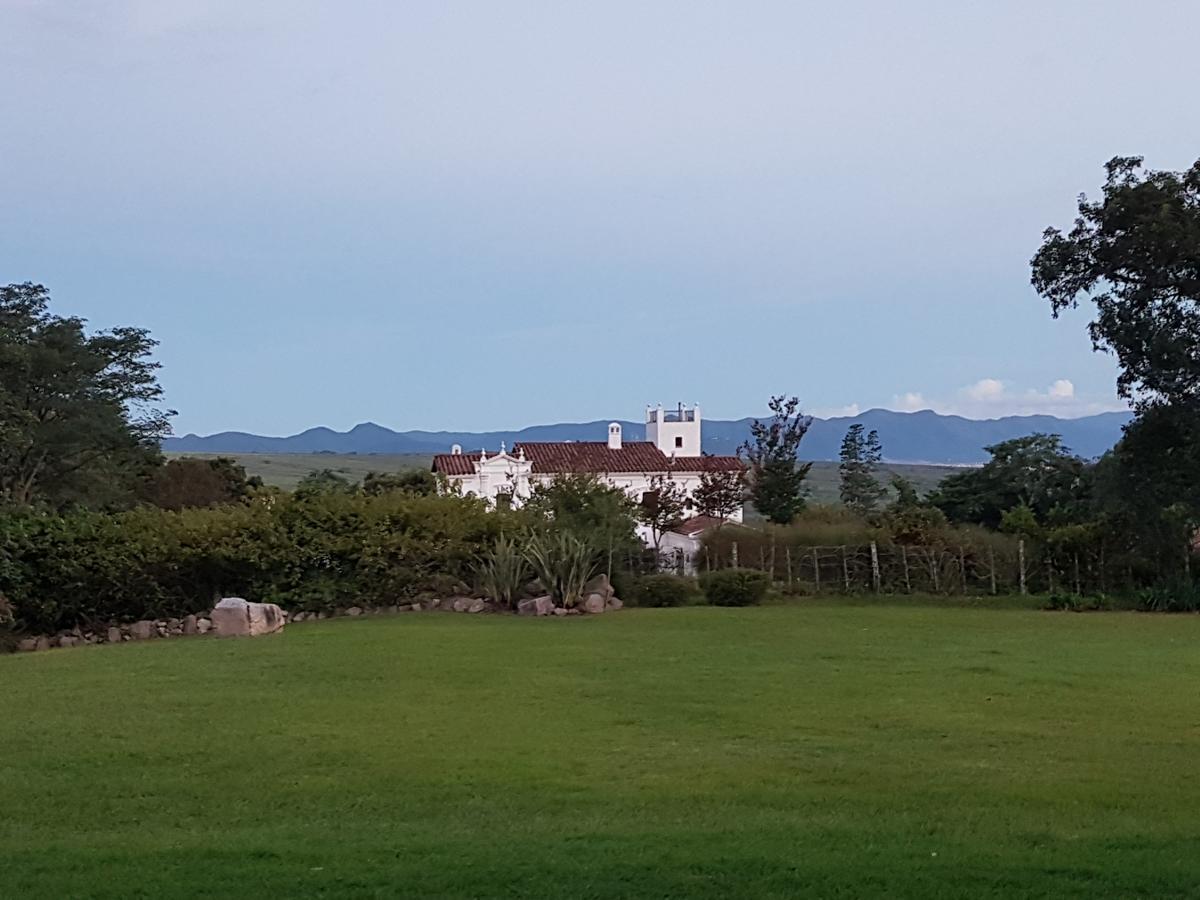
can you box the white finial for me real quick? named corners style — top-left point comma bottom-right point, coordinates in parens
top-left (518, 445), bottom-right (526, 461)
top-left (479, 447), bottom-right (487, 461)
top-left (500, 440), bottom-right (506, 454)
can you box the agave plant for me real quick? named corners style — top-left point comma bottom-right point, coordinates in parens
top-left (524, 530), bottom-right (599, 608)
top-left (477, 533), bottom-right (528, 610)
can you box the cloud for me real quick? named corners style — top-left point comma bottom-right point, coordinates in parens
top-left (885, 378), bottom-right (1125, 419)
top-left (814, 403), bottom-right (862, 419)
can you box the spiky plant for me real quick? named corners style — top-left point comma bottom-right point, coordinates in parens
top-left (524, 530), bottom-right (600, 608)
top-left (477, 534), bottom-right (528, 610)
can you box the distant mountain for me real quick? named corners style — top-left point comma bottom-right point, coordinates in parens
top-left (165, 408), bottom-right (1134, 465)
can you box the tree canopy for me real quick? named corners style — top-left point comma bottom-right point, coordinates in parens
top-left (838, 424), bottom-right (886, 515)
top-left (0, 282), bottom-right (171, 509)
top-left (1031, 156), bottom-right (1200, 408)
top-left (739, 395), bottom-right (814, 525)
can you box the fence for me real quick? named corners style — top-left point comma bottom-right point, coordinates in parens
top-left (670, 537), bottom-right (1133, 597)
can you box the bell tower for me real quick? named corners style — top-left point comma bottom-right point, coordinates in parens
top-left (645, 402), bottom-right (701, 456)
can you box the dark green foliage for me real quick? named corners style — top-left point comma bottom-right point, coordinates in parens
top-left (0, 282), bottom-right (171, 509)
top-left (0, 491), bottom-right (505, 633)
top-left (361, 469), bottom-right (437, 496)
top-left (524, 473), bottom-right (639, 554)
top-left (1032, 156), bottom-right (1200, 408)
top-left (929, 435), bottom-right (1088, 529)
top-left (838, 425), bottom-right (887, 514)
top-left (692, 459), bottom-right (747, 520)
top-left (636, 473), bottom-right (688, 550)
top-left (633, 574), bottom-right (699, 608)
top-left (883, 475), bottom-right (948, 544)
top-left (143, 457), bottom-right (262, 510)
top-left (294, 468), bottom-right (356, 497)
top-left (740, 395), bottom-right (815, 525)
top-left (1135, 578), bottom-right (1200, 613)
top-left (1044, 592), bottom-right (1107, 612)
top-left (701, 569), bottom-right (771, 606)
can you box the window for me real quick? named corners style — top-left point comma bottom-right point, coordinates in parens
top-left (674, 436), bottom-right (684, 449)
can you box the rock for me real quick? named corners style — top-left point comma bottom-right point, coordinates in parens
top-left (35, 636), bottom-right (51, 651)
top-left (451, 597), bottom-right (472, 613)
top-left (166, 617), bottom-right (181, 631)
top-left (566, 608), bottom-right (581, 616)
top-left (197, 617), bottom-right (213, 634)
top-left (410, 603), bottom-right (423, 612)
top-left (581, 593), bottom-right (606, 615)
top-left (129, 620), bottom-right (157, 640)
top-left (211, 597), bottom-right (286, 637)
top-left (606, 597), bottom-right (624, 611)
top-left (181, 615), bottom-right (198, 635)
top-left (292, 611), bottom-right (307, 623)
top-left (518, 595), bottom-right (556, 616)
top-left (346, 606), bottom-right (363, 617)
top-left (17, 638), bottom-right (38, 652)
top-left (553, 608), bottom-right (568, 617)
top-left (466, 598), bottom-right (486, 614)
top-left (58, 635), bottom-right (79, 648)
top-left (583, 574), bottom-right (615, 601)
top-left (106, 626), bottom-right (123, 644)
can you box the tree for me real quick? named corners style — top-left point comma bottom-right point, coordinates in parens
top-left (636, 474), bottom-right (688, 551)
top-left (882, 474), bottom-right (947, 545)
top-left (1031, 156), bottom-right (1200, 409)
top-left (0, 282), bottom-right (171, 508)
top-left (361, 470), bottom-right (437, 496)
top-left (838, 424), bottom-right (887, 515)
top-left (294, 468), bottom-right (355, 498)
top-left (692, 457), bottom-right (747, 522)
top-left (739, 395), bottom-right (814, 525)
top-left (144, 457), bottom-right (261, 510)
top-left (524, 473), bottom-right (640, 566)
top-left (928, 434), bottom-right (1087, 529)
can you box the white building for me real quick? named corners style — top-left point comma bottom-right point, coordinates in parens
top-left (432, 404), bottom-right (744, 541)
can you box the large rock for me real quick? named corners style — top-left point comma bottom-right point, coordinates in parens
top-left (196, 617), bottom-right (213, 634)
top-left (583, 574), bottom-right (615, 601)
top-left (466, 598), bottom-right (486, 614)
top-left (211, 597), bottom-right (286, 637)
top-left (451, 597), bottom-right (472, 613)
top-left (517, 595), bottom-right (556, 617)
top-left (606, 597), bottom-right (624, 611)
top-left (581, 593), bottom-right (606, 615)
top-left (34, 636), bottom-right (51, 652)
top-left (17, 637), bottom-right (38, 652)
top-left (106, 626), bottom-right (123, 644)
top-left (129, 620), bottom-right (157, 640)
top-left (181, 615), bottom-right (198, 635)
top-left (346, 606), bottom-right (363, 617)
top-left (58, 635), bottom-right (80, 648)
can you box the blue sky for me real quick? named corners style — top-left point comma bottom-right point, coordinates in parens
top-left (3, 1), bottom-right (1198, 436)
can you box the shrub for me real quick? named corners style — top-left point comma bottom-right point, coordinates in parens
top-left (524, 530), bottom-right (599, 608)
top-left (1134, 578), bottom-right (1200, 613)
top-left (701, 569), bottom-right (771, 607)
top-left (1044, 592), bottom-right (1106, 612)
top-left (634, 574), bottom-right (699, 608)
top-left (477, 534), bottom-right (528, 609)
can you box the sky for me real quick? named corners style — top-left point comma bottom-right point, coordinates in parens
top-left (3, 1), bottom-right (1198, 436)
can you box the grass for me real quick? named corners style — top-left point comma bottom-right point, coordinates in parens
top-left (3, 604), bottom-right (1198, 898)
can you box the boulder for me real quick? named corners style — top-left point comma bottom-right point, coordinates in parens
top-left (291, 611), bottom-right (306, 623)
top-left (552, 608), bottom-right (568, 617)
top-left (35, 636), bottom-right (52, 651)
top-left (410, 603), bottom-right (423, 613)
top-left (346, 606), bottom-right (363, 617)
top-left (451, 597), bottom-right (472, 613)
top-left (583, 574), bottom-right (615, 601)
top-left (181, 615), bottom-right (198, 635)
top-left (606, 597), bottom-right (624, 611)
top-left (58, 635), bottom-right (79, 648)
top-left (581, 593), bottom-right (606, 615)
top-left (517, 595), bottom-right (556, 617)
top-left (211, 597), bottom-right (286, 638)
top-left (17, 637), bottom-right (38, 652)
top-left (466, 598), bottom-right (486, 614)
top-left (106, 626), bottom-right (123, 644)
top-left (129, 620), bottom-right (157, 640)
top-left (197, 617), bottom-right (213, 634)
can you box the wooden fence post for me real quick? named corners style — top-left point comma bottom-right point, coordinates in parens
top-left (1018, 539), bottom-right (1027, 595)
top-left (1073, 553), bottom-right (1081, 596)
top-left (785, 547), bottom-right (793, 587)
top-left (901, 545), bottom-right (911, 593)
top-left (812, 547), bottom-right (821, 592)
top-left (870, 541), bottom-right (881, 593)
top-left (731, 541), bottom-right (739, 569)
top-left (841, 546), bottom-right (851, 593)
top-left (929, 550), bottom-right (940, 593)
top-left (959, 545), bottom-right (968, 594)
top-left (988, 547), bottom-right (997, 595)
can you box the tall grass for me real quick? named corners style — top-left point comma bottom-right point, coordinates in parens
top-left (524, 531), bottom-right (600, 608)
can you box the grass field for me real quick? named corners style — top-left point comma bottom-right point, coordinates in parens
top-left (169, 452), bottom-right (958, 499)
top-left (3, 604), bottom-right (1198, 898)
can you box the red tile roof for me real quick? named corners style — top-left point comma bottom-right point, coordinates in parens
top-left (669, 514), bottom-right (728, 536)
top-left (432, 443), bottom-right (743, 476)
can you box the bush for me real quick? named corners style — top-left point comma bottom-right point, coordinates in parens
top-left (633, 574), bottom-right (699, 608)
top-left (701, 569), bottom-right (771, 607)
top-left (1134, 578), bottom-right (1200, 612)
top-left (1044, 592), bottom-right (1107, 612)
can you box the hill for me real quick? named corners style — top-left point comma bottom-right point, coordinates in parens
top-left (165, 408), bottom-right (1132, 465)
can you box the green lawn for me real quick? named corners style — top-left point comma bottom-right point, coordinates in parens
top-left (3, 605), bottom-right (1198, 898)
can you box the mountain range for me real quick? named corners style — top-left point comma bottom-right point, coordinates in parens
top-left (165, 408), bottom-right (1134, 465)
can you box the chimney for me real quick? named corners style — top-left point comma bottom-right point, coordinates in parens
top-left (451, 444), bottom-right (462, 456)
top-left (607, 422), bottom-right (622, 451)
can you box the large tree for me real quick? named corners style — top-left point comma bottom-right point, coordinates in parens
top-left (692, 456), bottom-right (747, 522)
top-left (0, 283), bottom-right (171, 508)
top-left (838, 424), bottom-right (886, 515)
top-left (1031, 156), bottom-right (1200, 408)
top-left (739, 395), bottom-right (814, 525)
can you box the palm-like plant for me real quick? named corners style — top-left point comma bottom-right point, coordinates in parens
top-left (524, 530), bottom-right (599, 608)
top-left (477, 534), bottom-right (528, 610)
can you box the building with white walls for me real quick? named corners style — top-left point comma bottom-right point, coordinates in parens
top-left (431, 404), bottom-right (744, 538)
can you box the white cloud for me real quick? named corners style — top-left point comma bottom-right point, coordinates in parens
top-left (814, 403), bottom-right (862, 419)
top-left (886, 378), bottom-right (1126, 419)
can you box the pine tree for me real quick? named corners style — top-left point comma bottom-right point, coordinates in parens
top-left (838, 424), bottom-right (887, 515)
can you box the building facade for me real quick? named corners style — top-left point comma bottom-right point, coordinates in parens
top-left (431, 404), bottom-right (745, 539)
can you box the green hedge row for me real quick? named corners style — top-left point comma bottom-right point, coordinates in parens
top-left (0, 493), bottom-right (511, 634)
